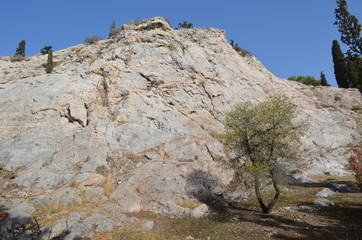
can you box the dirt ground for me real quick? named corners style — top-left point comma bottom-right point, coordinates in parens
top-left (93, 176), bottom-right (362, 240)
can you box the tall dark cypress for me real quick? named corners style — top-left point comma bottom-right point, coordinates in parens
top-left (332, 40), bottom-right (349, 88)
top-left (15, 40), bottom-right (26, 57)
top-left (320, 71), bottom-right (329, 86)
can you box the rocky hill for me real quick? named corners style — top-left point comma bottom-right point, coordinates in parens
top-left (0, 17), bottom-right (361, 238)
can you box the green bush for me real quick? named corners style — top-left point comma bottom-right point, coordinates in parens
top-left (83, 35), bottom-right (103, 44)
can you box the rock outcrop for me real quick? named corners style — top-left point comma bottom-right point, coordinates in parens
top-left (0, 17), bottom-right (361, 225)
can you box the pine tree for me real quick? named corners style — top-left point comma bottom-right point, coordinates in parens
top-left (41, 46), bottom-right (52, 55)
top-left (15, 40), bottom-right (26, 57)
top-left (332, 40), bottom-right (349, 88)
top-left (334, 0), bottom-right (362, 56)
top-left (320, 71), bottom-right (329, 86)
top-left (46, 50), bottom-right (54, 74)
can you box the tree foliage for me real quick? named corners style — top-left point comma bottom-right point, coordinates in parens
top-left (332, 40), bottom-right (349, 88)
top-left (83, 35), bottom-right (103, 44)
top-left (320, 71), bottom-right (329, 86)
top-left (334, 0), bottom-right (362, 56)
top-left (46, 50), bottom-right (54, 74)
top-left (15, 40), bottom-right (26, 57)
top-left (177, 21), bottom-right (193, 29)
top-left (108, 20), bottom-right (121, 38)
top-left (288, 75), bottom-right (322, 86)
top-left (223, 95), bottom-right (306, 214)
top-left (40, 46), bottom-right (52, 55)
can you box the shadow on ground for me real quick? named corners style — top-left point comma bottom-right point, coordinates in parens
top-left (0, 205), bottom-right (82, 240)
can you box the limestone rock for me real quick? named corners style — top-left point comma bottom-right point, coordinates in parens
top-left (191, 204), bottom-right (209, 218)
top-left (0, 17), bottom-right (361, 218)
top-left (314, 199), bottom-right (335, 209)
top-left (315, 188), bottom-right (336, 197)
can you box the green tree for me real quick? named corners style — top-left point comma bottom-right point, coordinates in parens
top-left (109, 20), bottom-right (116, 38)
top-left (40, 45), bottom-right (52, 55)
top-left (46, 50), bottom-right (54, 74)
top-left (346, 54), bottom-right (362, 90)
top-left (332, 40), bottom-right (349, 88)
top-left (15, 40), bottom-right (26, 57)
top-left (288, 75), bottom-right (321, 86)
top-left (320, 71), bottom-right (329, 86)
top-left (223, 95), bottom-right (306, 214)
top-left (83, 35), bottom-right (103, 44)
top-left (177, 21), bottom-right (193, 29)
top-left (334, 0), bottom-right (362, 56)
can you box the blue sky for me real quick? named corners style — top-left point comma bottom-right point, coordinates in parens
top-left (1, 0), bottom-right (361, 86)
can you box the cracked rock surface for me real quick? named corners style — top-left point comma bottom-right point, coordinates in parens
top-left (0, 16), bottom-right (361, 238)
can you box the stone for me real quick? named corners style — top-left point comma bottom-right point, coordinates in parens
top-left (316, 188), bottom-right (336, 197)
top-left (143, 220), bottom-right (155, 230)
top-left (314, 199), bottom-right (335, 209)
top-left (191, 204), bottom-right (209, 218)
top-left (74, 173), bottom-right (105, 189)
top-left (49, 219), bottom-right (67, 239)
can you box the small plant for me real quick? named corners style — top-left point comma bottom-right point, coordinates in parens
top-left (109, 20), bottom-right (121, 38)
top-left (40, 46), bottom-right (52, 55)
top-left (177, 21), bottom-right (193, 29)
top-left (348, 147), bottom-right (362, 190)
top-left (46, 50), bottom-right (54, 73)
top-left (229, 40), bottom-right (252, 57)
top-left (83, 35), bottom-right (103, 44)
top-left (15, 40), bottom-right (26, 57)
top-left (168, 43), bottom-right (177, 51)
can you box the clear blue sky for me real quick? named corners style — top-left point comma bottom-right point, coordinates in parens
top-left (1, 0), bottom-right (361, 86)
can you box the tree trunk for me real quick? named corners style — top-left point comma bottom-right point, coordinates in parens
top-left (254, 176), bottom-right (268, 213)
top-left (254, 174), bottom-right (281, 214)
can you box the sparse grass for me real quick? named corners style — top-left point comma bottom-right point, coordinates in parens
top-left (179, 202), bottom-right (201, 210)
top-left (167, 43), bottom-right (177, 51)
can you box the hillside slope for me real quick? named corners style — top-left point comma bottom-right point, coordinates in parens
top-left (0, 17), bottom-right (361, 220)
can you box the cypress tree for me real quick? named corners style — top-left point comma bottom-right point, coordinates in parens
top-left (15, 40), bottom-right (26, 57)
top-left (46, 50), bottom-right (54, 74)
top-left (109, 20), bottom-right (116, 38)
top-left (332, 40), bottom-right (349, 88)
top-left (334, 0), bottom-right (362, 56)
top-left (320, 71), bottom-right (329, 86)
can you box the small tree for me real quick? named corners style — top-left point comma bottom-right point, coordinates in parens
top-left (40, 46), bottom-right (52, 55)
top-left (108, 20), bottom-right (122, 38)
top-left (223, 95), bottom-right (306, 214)
top-left (177, 21), bottom-right (193, 29)
top-left (46, 50), bottom-right (54, 74)
top-left (320, 71), bottom-right (329, 86)
top-left (15, 40), bottom-right (26, 57)
top-left (83, 35), bottom-right (103, 44)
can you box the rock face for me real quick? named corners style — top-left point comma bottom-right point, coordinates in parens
top-left (0, 17), bottom-right (361, 219)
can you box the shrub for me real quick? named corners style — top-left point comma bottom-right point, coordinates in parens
top-left (348, 147), bottom-right (362, 190)
top-left (229, 40), bottom-right (252, 57)
top-left (288, 75), bottom-right (322, 86)
top-left (177, 21), bottom-right (193, 29)
top-left (83, 35), bottom-right (103, 44)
